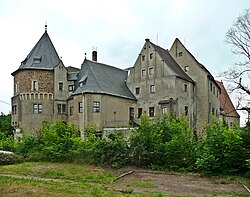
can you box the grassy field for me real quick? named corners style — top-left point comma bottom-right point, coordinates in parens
top-left (0, 162), bottom-right (249, 196)
top-left (0, 162), bottom-right (164, 197)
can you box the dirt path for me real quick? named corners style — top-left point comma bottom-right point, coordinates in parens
top-left (110, 167), bottom-right (249, 196)
top-left (1, 168), bottom-right (249, 196)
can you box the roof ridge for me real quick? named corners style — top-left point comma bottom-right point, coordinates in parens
top-left (85, 60), bottom-right (104, 92)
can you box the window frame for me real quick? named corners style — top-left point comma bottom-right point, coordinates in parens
top-left (68, 85), bottom-right (74, 92)
top-left (58, 104), bottom-right (66, 114)
top-left (149, 107), bottom-right (155, 117)
top-left (135, 87), bottom-right (140, 95)
top-left (161, 107), bottom-right (168, 115)
top-left (150, 85), bottom-right (155, 93)
top-left (141, 69), bottom-right (146, 76)
top-left (141, 55), bottom-right (145, 61)
top-left (185, 106), bottom-right (188, 116)
top-left (184, 84), bottom-right (188, 92)
top-left (33, 103), bottom-right (42, 114)
top-left (149, 53), bottom-right (153, 59)
top-left (78, 102), bottom-right (83, 113)
top-left (59, 82), bottom-right (63, 91)
top-left (137, 108), bottom-right (142, 118)
top-left (32, 80), bottom-right (38, 91)
top-left (93, 101), bottom-right (100, 113)
top-left (149, 67), bottom-right (154, 75)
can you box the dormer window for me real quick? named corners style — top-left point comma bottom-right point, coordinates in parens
top-left (33, 56), bottom-right (41, 64)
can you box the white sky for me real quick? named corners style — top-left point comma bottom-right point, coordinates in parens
top-left (0, 0), bottom-right (249, 125)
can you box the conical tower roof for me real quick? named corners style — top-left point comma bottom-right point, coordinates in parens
top-left (17, 28), bottom-right (61, 71)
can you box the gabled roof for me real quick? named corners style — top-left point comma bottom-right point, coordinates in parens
top-left (216, 80), bottom-right (240, 118)
top-left (171, 38), bottom-right (220, 89)
top-left (17, 30), bottom-right (61, 71)
top-left (73, 59), bottom-right (136, 100)
top-left (150, 41), bottom-right (194, 83)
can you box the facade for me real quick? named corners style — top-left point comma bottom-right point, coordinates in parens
top-left (126, 39), bottom-right (196, 127)
top-left (11, 29), bottom-right (240, 138)
top-left (169, 38), bottom-right (222, 130)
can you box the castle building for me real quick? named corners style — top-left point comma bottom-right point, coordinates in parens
top-left (11, 28), bottom-right (239, 138)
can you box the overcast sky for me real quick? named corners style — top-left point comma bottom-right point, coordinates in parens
top-left (0, 0), bottom-right (249, 124)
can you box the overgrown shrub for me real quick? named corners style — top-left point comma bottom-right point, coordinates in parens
top-left (195, 117), bottom-right (247, 175)
top-left (130, 114), bottom-right (196, 170)
top-left (77, 125), bottom-right (129, 168)
top-left (0, 135), bottom-right (15, 152)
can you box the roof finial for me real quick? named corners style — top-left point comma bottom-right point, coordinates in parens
top-left (45, 21), bottom-right (47, 32)
top-left (84, 53), bottom-right (87, 59)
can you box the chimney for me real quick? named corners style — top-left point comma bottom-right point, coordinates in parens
top-left (92, 50), bottom-right (97, 61)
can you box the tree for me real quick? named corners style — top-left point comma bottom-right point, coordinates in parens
top-left (222, 9), bottom-right (250, 118)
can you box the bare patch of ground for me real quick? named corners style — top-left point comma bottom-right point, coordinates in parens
top-left (110, 166), bottom-right (249, 196)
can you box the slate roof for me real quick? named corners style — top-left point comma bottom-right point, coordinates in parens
top-left (17, 30), bottom-right (61, 71)
top-left (150, 42), bottom-right (195, 83)
top-left (73, 59), bottom-right (136, 100)
top-left (216, 80), bottom-right (240, 118)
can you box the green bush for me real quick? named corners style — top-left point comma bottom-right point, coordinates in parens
top-left (0, 135), bottom-right (15, 152)
top-left (130, 114), bottom-right (196, 170)
top-left (77, 126), bottom-right (129, 168)
top-left (195, 117), bottom-right (247, 175)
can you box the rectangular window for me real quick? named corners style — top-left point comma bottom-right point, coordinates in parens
top-left (69, 106), bottom-right (74, 116)
top-left (135, 87), bottom-right (140, 95)
top-left (141, 69), bottom-right (146, 76)
top-left (149, 107), bottom-right (155, 117)
top-left (178, 52), bottom-right (183, 57)
top-left (12, 105), bottom-right (17, 115)
top-left (149, 68), bottom-right (154, 75)
top-left (68, 85), bottom-right (74, 92)
top-left (210, 83), bottom-right (212, 92)
top-left (59, 82), bottom-right (63, 91)
top-left (79, 102), bottom-right (83, 113)
top-left (162, 107), bottom-right (167, 115)
top-left (15, 83), bottom-right (19, 94)
top-left (149, 53), bottom-right (153, 59)
top-left (138, 108), bottom-right (142, 118)
top-left (32, 80), bottom-right (38, 91)
top-left (184, 84), bottom-right (188, 92)
top-left (58, 104), bottom-right (66, 114)
top-left (33, 103), bottom-right (42, 114)
top-left (93, 101), bottom-right (100, 113)
top-left (212, 107), bottom-right (215, 115)
top-left (213, 86), bottom-right (215, 94)
top-left (217, 90), bottom-right (219, 98)
top-left (185, 106), bottom-right (188, 116)
top-left (150, 85), bottom-right (155, 93)
top-left (141, 55), bottom-right (145, 61)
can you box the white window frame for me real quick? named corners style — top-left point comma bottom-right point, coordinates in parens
top-left (150, 85), bottom-right (155, 93)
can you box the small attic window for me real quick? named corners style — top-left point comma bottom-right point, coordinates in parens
top-left (33, 56), bottom-right (41, 63)
top-left (184, 66), bottom-right (190, 72)
top-left (178, 52), bottom-right (183, 57)
top-left (79, 77), bottom-right (87, 87)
